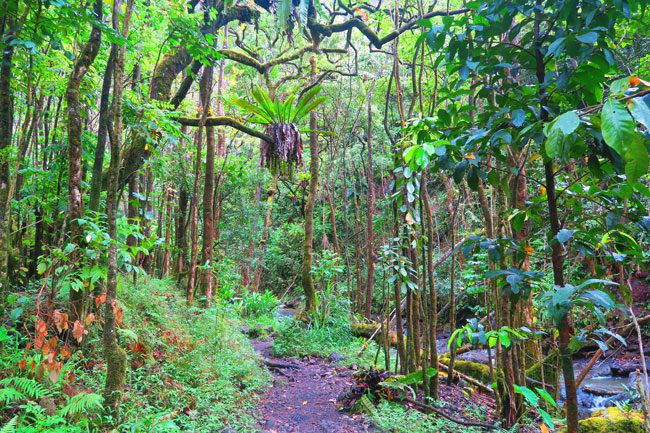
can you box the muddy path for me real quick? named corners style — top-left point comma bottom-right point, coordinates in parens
top-left (252, 339), bottom-right (374, 433)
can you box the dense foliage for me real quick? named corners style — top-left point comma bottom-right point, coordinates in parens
top-left (1, 0), bottom-right (649, 432)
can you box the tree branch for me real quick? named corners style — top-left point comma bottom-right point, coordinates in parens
top-left (172, 115), bottom-right (274, 143)
top-left (308, 7), bottom-right (470, 48)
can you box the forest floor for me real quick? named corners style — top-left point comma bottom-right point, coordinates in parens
top-left (251, 338), bottom-right (374, 433)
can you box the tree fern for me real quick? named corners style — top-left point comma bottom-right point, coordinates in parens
top-left (59, 392), bottom-right (103, 418)
top-left (0, 416), bottom-right (18, 433)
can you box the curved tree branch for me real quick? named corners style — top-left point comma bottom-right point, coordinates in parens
top-left (172, 115), bottom-right (274, 143)
top-left (308, 7), bottom-right (470, 48)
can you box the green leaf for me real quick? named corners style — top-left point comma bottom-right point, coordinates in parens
top-left (535, 387), bottom-right (558, 408)
top-left (601, 98), bottom-right (636, 156)
top-left (610, 77), bottom-right (631, 96)
top-left (629, 96), bottom-right (650, 130)
top-left (556, 229), bottom-right (575, 244)
top-left (576, 31), bottom-right (598, 44)
top-left (554, 111), bottom-right (581, 135)
top-left (276, 0), bottom-right (292, 29)
top-left (539, 408), bottom-right (555, 430)
top-left (514, 384), bottom-right (539, 407)
top-left (623, 137), bottom-right (649, 181)
top-left (512, 109), bottom-right (526, 127)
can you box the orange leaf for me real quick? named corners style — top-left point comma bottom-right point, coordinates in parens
top-left (53, 310), bottom-right (69, 333)
top-left (72, 320), bottom-right (87, 344)
top-left (18, 359), bottom-right (27, 370)
top-left (524, 246), bottom-right (534, 256)
top-left (60, 345), bottom-right (72, 360)
top-left (95, 293), bottom-right (107, 307)
top-left (112, 300), bottom-right (124, 327)
top-left (42, 337), bottom-right (58, 356)
top-left (85, 313), bottom-right (96, 327)
top-left (465, 152), bottom-right (476, 160)
top-left (34, 333), bottom-right (45, 350)
top-left (36, 319), bottom-right (48, 337)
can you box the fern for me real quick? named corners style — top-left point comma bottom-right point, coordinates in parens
top-left (356, 394), bottom-right (379, 419)
top-left (59, 392), bottom-right (103, 418)
top-left (0, 416), bottom-right (18, 433)
top-left (0, 377), bottom-right (51, 403)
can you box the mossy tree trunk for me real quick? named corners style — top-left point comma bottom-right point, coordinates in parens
top-left (65, 0), bottom-right (103, 323)
top-left (301, 55), bottom-right (319, 315)
top-left (103, 0), bottom-right (133, 415)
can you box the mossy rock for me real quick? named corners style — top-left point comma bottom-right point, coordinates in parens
top-left (559, 407), bottom-right (645, 433)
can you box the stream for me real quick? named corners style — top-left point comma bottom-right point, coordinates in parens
top-left (278, 305), bottom-right (645, 416)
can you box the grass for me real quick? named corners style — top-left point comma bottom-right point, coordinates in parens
top-left (270, 318), bottom-right (386, 368)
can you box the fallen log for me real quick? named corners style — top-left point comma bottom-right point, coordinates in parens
top-left (436, 361), bottom-right (494, 394)
top-left (402, 397), bottom-right (498, 430)
top-left (263, 359), bottom-right (300, 369)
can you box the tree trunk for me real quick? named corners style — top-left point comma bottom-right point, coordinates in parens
top-left (301, 55), bottom-right (319, 314)
top-left (364, 80), bottom-right (378, 319)
top-left (89, 48), bottom-right (115, 212)
top-left (65, 0), bottom-right (103, 323)
top-left (200, 62), bottom-right (215, 304)
top-left (103, 0), bottom-right (133, 415)
top-left (252, 176), bottom-right (278, 292)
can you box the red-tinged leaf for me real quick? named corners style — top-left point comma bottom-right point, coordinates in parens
top-left (85, 313), bottom-right (96, 326)
top-left (34, 333), bottom-right (45, 350)
top-left (95, 293), bottom-right (107, 307)
top-left (46, 361), bottom-right (62, 384)
top-left (60, 345), bottom-right (72, 359)
top-left (72, 320), bottom-right (87, 343)
top-left (42, 337), bottom-right (58, 356)
top-left (18, 359), bottom-right (27, 370)
top-left (36, 319), bottom-right (48, 337)
top-left (53, 310), bottom-right (69, 333)
top-left (112, 300), bottom-right (124, 327)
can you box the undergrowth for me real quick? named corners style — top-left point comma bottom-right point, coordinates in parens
top-left (371, 401), bottom-right (521, 433)
top-left (271, 319), bottom-right (385, 368)
top-left (1, 277), bottom-right (271, 433)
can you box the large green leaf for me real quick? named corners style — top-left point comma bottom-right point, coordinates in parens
top-left (276, 0), bottom-right (292, 29)
top-left (601, 98), bottom-right (636, 156)
top-left (623, 136), bottom-right (649, 181)
top-left (555, 111), bottom-right (581, 135)
top-left (629, 95), bottom-right (650, 130)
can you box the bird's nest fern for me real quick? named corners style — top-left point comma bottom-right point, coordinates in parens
top-left (231, 85), bottom-right (325, 175)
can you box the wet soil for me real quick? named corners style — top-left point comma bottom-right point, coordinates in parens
top-left (252, 338), bottom-right (374, 433)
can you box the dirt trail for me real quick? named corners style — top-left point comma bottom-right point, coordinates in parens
top-left (252, 339), bottom-right (374, 433)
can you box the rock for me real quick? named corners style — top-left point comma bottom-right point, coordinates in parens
top-left (39, 396), bottom-right (56, 415)
top-left (457, 349), bottom-right (490, 365)
top-left (240, 325), bottom-right (250, 335)
top-left (610, 358), bottom-right (649, 377)
top-left (559, 407), bottom-right (645, 433)
top-left (329, 352), bottom-right (344, 363)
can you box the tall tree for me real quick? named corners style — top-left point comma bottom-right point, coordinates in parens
top-left (103, 0), bottom-right (134, 414)
top-left (65, 0), bottom-right (103, 322)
